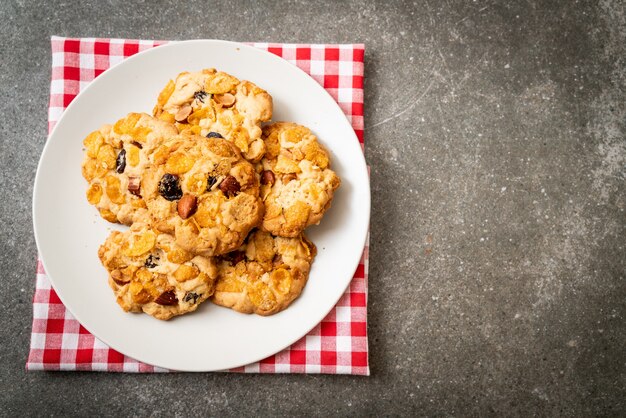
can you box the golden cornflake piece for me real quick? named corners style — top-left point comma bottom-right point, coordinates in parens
top-left (309, 183), bottom-right (321, 200)
top-left (130, 199), bottom-right (147, 209)
top-left (187, 107), bottom-right (209, 125)
top-left (158, 112), bottom-right (176, 124)
top-left (129, 281), bottom-right (152, 304)
top-left (96, 144), bottom-right (117, 170)
top-left (197, 272), bottom-right (212, 285)
top-left (157, 80), bottom-right (175, 106)
top-left (99, 209), bottom-right (118, 223)
top-left (264, 203), bottom-right (282, 219)
top-left (216, 276), bottom-right (244, 293)
top-left (193, 205), bottom-right (216, 228)
top-left (104, 175), bottom-right (126, 205)
top-left (284, 201), bottom-right (311, 228)
top-left (205, 72), bottom-right (239, 94)
top-left (167, 248), bottom-right (194, 264)
top-left (84, 130), bottom-right (104, 158)
top-left (282, 127), bottom-right (307, 144)
top-left (86, 183), bottom-right (103, 205)
top-left (303, 142), bottom-right (329, 169)
top-left (135, 267), bottom-right (153, 283)
top-left (247, 280), bottom-right (277, 311)
top-left (231, 126), bottom-right (250, 153)
top-left (299, 236), bottom-right (312, 257)
top-left (122, 231), bottom-right (156, 257)
top-left (249, 232), bottom-right (275, 262)
top-left (173, 264), bottom-right (200, 282)
top-left (177, 124), bottom-right (202, 135)
top-left (133, 126), bottom-right (152, 144)
top-left (231, 113), bottom-right (245, 127)
top-left (127, 144), bottom-right (140, 166)
top-left (153, 144), bottom-right (169, 165)
top-left (113, 113), bottom-right (141, 135)
top-left (271, 268), bottom-right (292, 295)
top-left (104, 175), bottom-right (125, 205)
top-left (186, 172), bottom-right (208, 195)
top-left (165, 152), bottom-right (195, 174)
top-left (274, 155), bottom-right (301, 174)
top-left (82, 159), bottom-right (97, 181)
top-left (208, 138), bottom-right (236, 158)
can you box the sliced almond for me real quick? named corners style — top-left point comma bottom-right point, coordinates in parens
top-left (111, 270), bottom-right (129, 285)
top-left (175, 105), bottom-right (193, 122)
top-left (214, 93), bottom-right (236, 108)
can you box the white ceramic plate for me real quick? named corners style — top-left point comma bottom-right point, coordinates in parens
top-left (33, 40), bottom-right (370, 371)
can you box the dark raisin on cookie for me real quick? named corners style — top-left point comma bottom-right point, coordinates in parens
top-left (206, 175), bottom-right (218, 191)
top-left (194, 90), bottom-right (208, 102)
top-left (158, 174), bottom-right (182, 201)
top-left (183, 292), bottom-right (201, 304)
top-left (155, 290), bottom-right (178, 306)
top-left (206, 131), bottom-right (224, 139)
top-left (115, 149), bottom-right (126, 173)
top-left (144, 254), bottom-right (159, 268)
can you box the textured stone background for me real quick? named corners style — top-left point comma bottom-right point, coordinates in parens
top-left (1, 0), bottom-right (624, 415)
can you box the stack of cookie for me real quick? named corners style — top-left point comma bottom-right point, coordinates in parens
top-left (81, 69), bottom-right (341, 320)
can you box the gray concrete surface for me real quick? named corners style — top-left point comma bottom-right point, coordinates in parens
top-left (1, 0), bottom-right (624, 415)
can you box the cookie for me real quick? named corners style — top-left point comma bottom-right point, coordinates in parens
top-left (153, 69), bottom-right (272, 162)
top-left (258, 122), bottom-right (341, 237)
top-left (212, 230), bottom-right (316, 316)
top-left (81, 112), bottom-right (179, 225)
top-left (140, 132), bottom-right (264, 257)
top-left (97, 223), bottom-right (218, 320)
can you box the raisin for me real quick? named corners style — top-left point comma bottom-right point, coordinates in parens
top-left (206, 175), bottom-right (218, 191)
top-left (144, 254), bottom-right (159, 268)
top-left (155, 290), bottom-right (178, 306)
top-left (130, 140), bottom-right (143, 149)
top-left (261, 170), bottom-right (275, 185)
top-left (183, 292), bottom-right (201, 304)
top-left (116, 149), bottom-right (126, 173)
top-left (206, 131), bottom-right (224, 139)
top-left (158, 173), bottom-right (182, 201)
top-left (194, 90), bottom-right (208, 102)
top-left (219, 175), bottom-right (240, 197)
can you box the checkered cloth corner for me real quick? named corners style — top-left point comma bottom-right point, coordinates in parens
top-left (28, 37), bottom-right (368, 375)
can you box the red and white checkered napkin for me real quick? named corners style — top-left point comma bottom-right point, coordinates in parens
top-left (27, 37), bottom-right (369, 374)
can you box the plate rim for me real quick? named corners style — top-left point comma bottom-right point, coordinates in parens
top-left (32, 39), bottom-right (370, 371)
